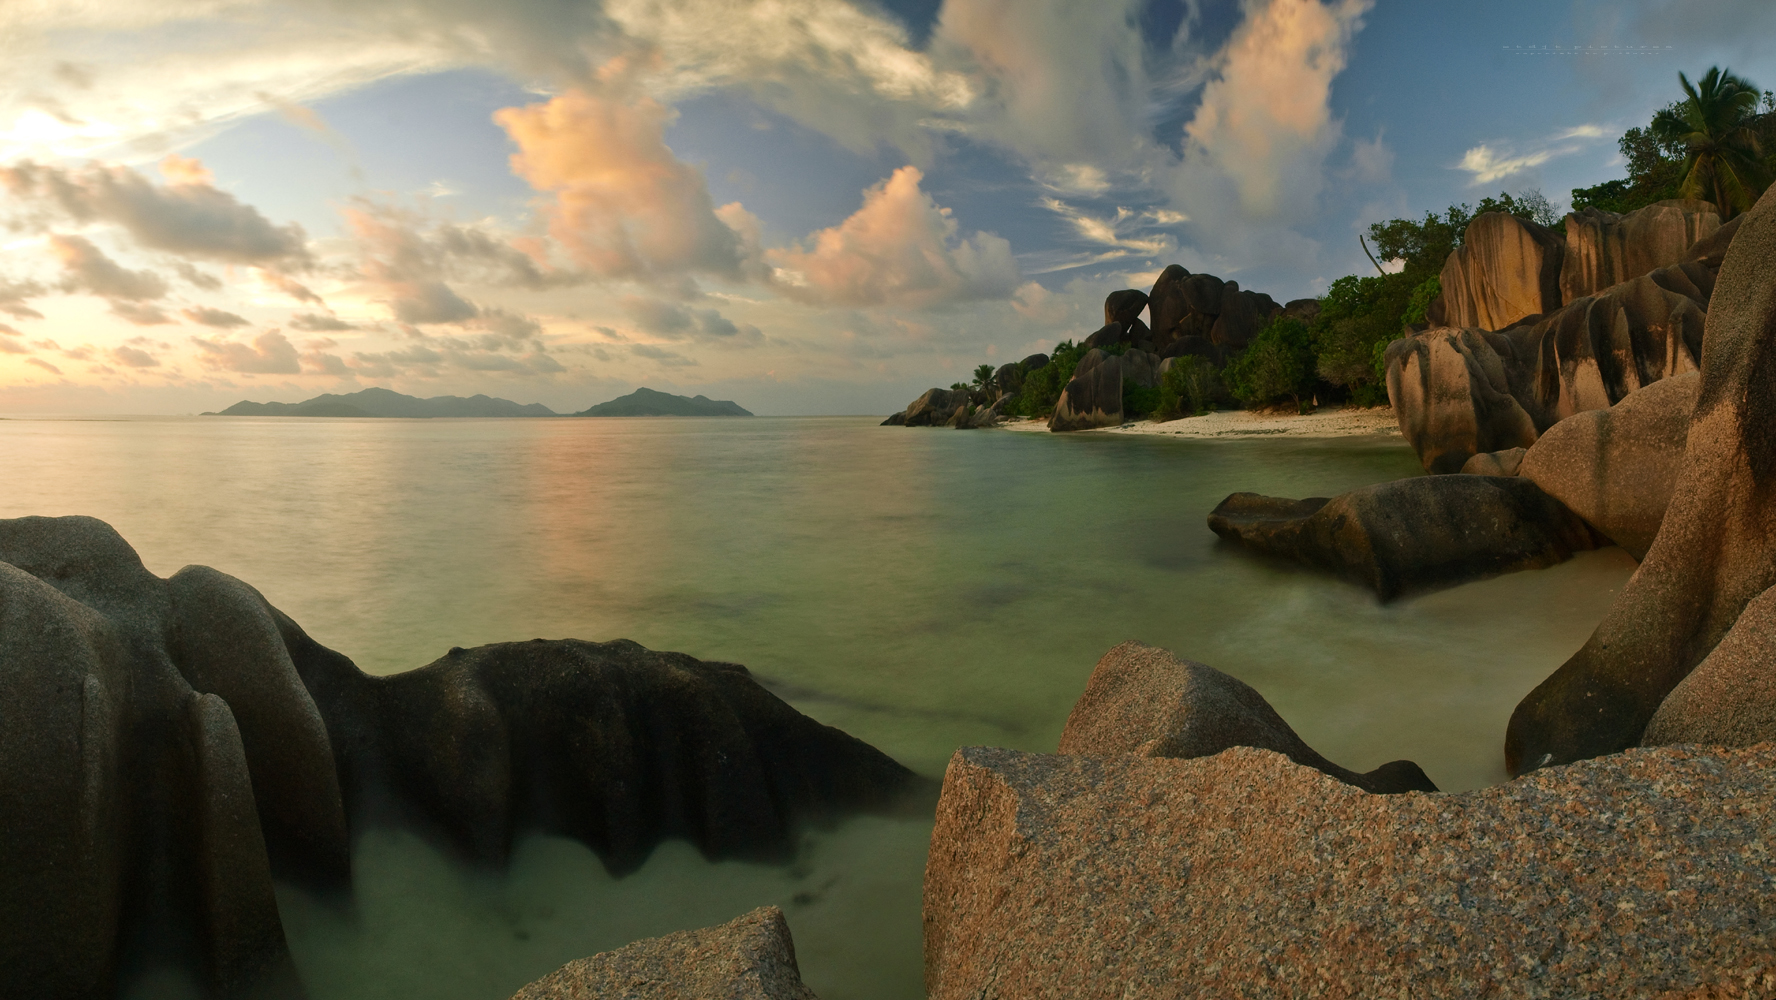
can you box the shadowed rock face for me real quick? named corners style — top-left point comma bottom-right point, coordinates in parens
top-left (1146, 265), bottom-right (1279, 356)
top-left (1387, 260), bottom-right (1715, 473)
top-left (1643, 584), bottom-right (1776, 750)
top-left (1103, 289), bottom-right (1148, 327)
top-left (1459, 447), bottom-right (1526, 476)
top-left (1518, 371), bottom-right (1699, 559)
top-left (1439, 211), bottom-right (1566, 331)
top-left (1049, 349), bottom-right (1123, 431)
top-left (923, 743), bottom-right (1776, 1000)
top-left (900, 387), bottom-right (969, 427)
top-left (0, 517), bottom-right (917, 999)
top-left (1505, 185), bottom-right (1776, 776)
top-left (1560, 200), bottom-right (1720, 302)
top-left (510, 906), bottom-right (818, 1000)
top-left (1207, 477), bottom-right (1600, 602)
top-left (1058, 641), bottom-right (1435, 793)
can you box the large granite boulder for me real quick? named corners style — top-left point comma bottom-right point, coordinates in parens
top-left (1207, 476), bottom-right (1600, 601)
top-left (1459, 447), bottom-right (1525, 477)
top-left (923, 743), bottom-right (1776, 1000)
top-left (1642, 583), bottom-right (1776, 750)
top-left (1505, 185), bottom-right (1776, 775)
top-left (1385, 326), bottom-right (1540, 474)
top-left (1438, 211), bottom-right (1566, 331)
top-left (1518, 371), bottom-right (1699, 559)
top-left (965, 395), bottom-right (1010, 428)
top-left (878, 411), bottom-right (906, 426)
top-left (0, 516), bottom-right (916, 998)
top-left (901, 387), bottom-right (968, 427)
top-left (1058, 641), bottom-right (1435, 793)
top-left (510, 906), bottom-right (818, 1000)
top-left (1682, 211), bottom-right (1744, 270)
top-left (1103, 288), bottom-right (1148, 327)
top-left (1560, 199), bottom-right (1721, 302)
top-left (1048, 349), bottom-right (1123, 431)
top-left (1385, 260), bottom-right (1714, 472)
top-left (1146, 265), bottom-right (1279, 355)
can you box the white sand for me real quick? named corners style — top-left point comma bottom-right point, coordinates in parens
top-left (998, 405), bottom-right (1401, 439)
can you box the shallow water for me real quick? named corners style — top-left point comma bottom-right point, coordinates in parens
top-left (0, 415), bottom-right (1637, 999)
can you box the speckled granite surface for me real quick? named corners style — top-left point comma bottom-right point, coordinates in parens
top-left (924, 744), bottom-right (1776, 999)
top-left (510, 906), bottom-right (817, 999)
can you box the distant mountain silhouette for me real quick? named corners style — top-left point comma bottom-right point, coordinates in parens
top-left (574, 387), bottom-right (753, 417)
top-left (207, 387), bottom-right (557, 418)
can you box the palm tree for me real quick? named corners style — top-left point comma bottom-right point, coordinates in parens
top-left (1652, 67), bottom-right (1772, 219)
top-left (972, 363), bottom-right (998, 401)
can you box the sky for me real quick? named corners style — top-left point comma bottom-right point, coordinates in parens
top-left (1, 0), bottom-right (1773, 415)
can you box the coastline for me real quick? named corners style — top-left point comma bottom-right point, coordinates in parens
top-left (999, 404), bottom-right (1402, 439)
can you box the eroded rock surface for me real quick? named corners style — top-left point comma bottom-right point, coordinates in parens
top-left (1207, 476), bottom-right (1599, 601)
top-left (1049, 349), bottom-right (1122, 431)
top-left (0, 516), bottom-right (915, 999)
top-left (1058, 641), bottom-right (1434, 793)
top-left (1438, 211), bottom-right (1565, 331)
top-left (510, 906), bottom-right (818, 1000)
top-left (1643, 583), bottom-right (1776, 750)
top-left (1561, 200), bottom-right (1720, 302)
top-left (1518, 371), bottom-right (1699, 559)
top-left (924, 743), bottom-right (1776, 1000)
top-left (1459, 447), bottom-right (1526, 476)
top-left (1146, 265), bottom-right (1279, 358)
top-left (1506, 186), bottom-right (1776, 775)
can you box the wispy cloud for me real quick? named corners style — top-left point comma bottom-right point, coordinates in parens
top-left (1456, 123), bottom-right (1611, 186)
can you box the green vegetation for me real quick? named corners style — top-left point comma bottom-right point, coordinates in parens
top-left (1573, 68), bottom-right (1775, 219)
top-left (1225, 317), bottom-right (1314, 410)
top-left (972, 363), bottom-right (998, 400)
top-left (1155, 355), bottom-right (1218, 419)
top-left (1004, 340), bottom-right (1084, 417)
top-left (1122, 379), bottom-right (1161, 418)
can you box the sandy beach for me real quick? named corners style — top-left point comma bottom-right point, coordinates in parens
top-left (999, 405), bottom-right (1402, 439)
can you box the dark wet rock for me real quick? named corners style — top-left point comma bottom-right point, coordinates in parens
top-left (1048, 349), bottom-right (1123, 432)
top-left (1642, 583), bottom-right (1776, 751)
top-left (511, 906), bottom-right (818, 1000)
top-left (901, 387), bottom-right (968, 427)
top-left (1385, 260), bottom-right (1714, 473)
top-left (879, 411), bottom-right (907, 426)
top-left (1507, 186), bottom-right (1776, 775)
top-left (923, 742), bottom-right (1776, 1000)
top-left (1058, 641), bottom-right (1435, 793)
top-left (1518, 371), bottom-right (1699, 559)
top-left (1103, 289), bottom-right (1148, 327)
top-left (0, 516), bottom-right (917, 998)
top-left (1560, 199), bottom-right (1720, 302)
top-left (1459, 447), bottom-right (1526, 477)
top-left (1438, 211), bottom-right (1566, 331)
top-left (1207, 476), bottom-right (1600, 601)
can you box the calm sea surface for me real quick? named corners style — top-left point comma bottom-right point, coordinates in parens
top-left (0, 415), bottom-right (1637, 1000)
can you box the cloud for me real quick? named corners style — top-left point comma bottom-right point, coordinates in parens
top-left (289, 312), bottom-right (356, 332)
top-left (620, 296), bottom-right (763, 343)
top-left (495, 88), bottom-right (758, 283)
top-left (109, 345), bottom-right (159, 367)
top-left (191, 329), bottom-right (302, 374)
top-left (0, 324), bottom-right (27, 353)
top-left (25, 357), bottom-right (62, 375)
top-left (767, 166), bottom-right (1020, 307)
top-left (1, 159), bottom-right (311, 267)
top-left (1180, 0), bottom-right (1373, 218)
top-left (109, 301), bottom-right (174, 325)
top-left (1455, 125), bottom-right (1610, 186)
top-left (182, 306), bottom-right (249, 327)
top-left (158, 154), bottom-right (214, 186)
top-left (631, 343), bottom-right (699, 366)
top-left (0, 279), bottom-right (45, 319)
top-left (49, 234), bottom-right (167, 300)
top-left (1038, 199), bottom-right (1179, 261)
top-left (175, 261), bottom-right (222, 290)
top-left (260, 269), bottom-right (323, 304)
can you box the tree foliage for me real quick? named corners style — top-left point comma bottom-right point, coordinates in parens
top-left (1005, 340), bottom-right (1084, 417)
top-left (1226, 317), bottom-right (1315, 410)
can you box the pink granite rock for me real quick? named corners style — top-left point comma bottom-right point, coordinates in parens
top-left (1642, 581), bottom-right (1776, 749)
top-left (1439, 211), bottom-right (1566, 331)
top-left (511, 906), bottom-right (818, 999)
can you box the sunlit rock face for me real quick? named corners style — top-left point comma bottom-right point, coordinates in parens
top-left (1438, 211), bottom-right (1566, 332)
top-left (1387, 260), bottom-right (1715, 474)
top-left (1506, 185), bottom-right (1776, 775)
top-left (923, 743), bottom-right (1776, 1000)
top-left (1560, 199), bottom-right (1721, 303)
top-left (0, 517), bottom-right (916, 999)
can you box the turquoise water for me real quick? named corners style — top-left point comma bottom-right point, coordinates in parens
top-left (0, 416), bottom-right (1637, 999)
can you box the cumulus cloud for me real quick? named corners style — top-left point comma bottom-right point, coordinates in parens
top-left (192, 330), bottom-right (302, 374)
top-left (109, 345), bottom-right (159, 367)
top-left (495, 88), bottom-right (759, 283)
top-left (0, 279), bottom-right (45, 319)
top-left (182, 306), bottom-right (249, 327)
top-left (1, 159), bottom-right (311, 267)
top-left (259, 269), bottom-right (325, 305)
top-left (631, 343), bottom-right (699, 367)
top-left (620, 296), bottom-right (763, 343)
top-left (0, 323), bottom-right (27, 353)
top-left (767, 166), bottom-right (1019, 307)
top-left (49, 234), bottom-right (167, 300)
top-left (1180, 0), bottom-right (1373, 217)
top-left (289, 312), bottom-right (356, 332)
top-left (109, 301), bottom-right (174, 326)
top-left (25, 357), bottom-right (62, 375)
top-left (175, 261), bottom-right (223, 290)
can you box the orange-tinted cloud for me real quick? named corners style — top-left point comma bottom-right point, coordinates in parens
top-left (158, 154), bottom-right (214, 187)
top-left (191, 330), bottom-right (301, 374)
top-left (767, 166), bottom-right (1019, 307)
top-left (49, 234), bottom-right (167, 301)
top-left (495, 89), bottom-right (756, 282)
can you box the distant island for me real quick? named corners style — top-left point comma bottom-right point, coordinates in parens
top-left (207, 387), bottom-right (556, 418)
top-left (574, 387), bottom-right (752, 417)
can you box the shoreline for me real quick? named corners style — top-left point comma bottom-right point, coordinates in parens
top-left (999, 404), bottom-right (1402, 439)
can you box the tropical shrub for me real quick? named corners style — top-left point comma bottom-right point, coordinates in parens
top-left (1155, 355), bottom-right (1218, 418)
top-left (1122, 379), bottom-right (1161, 417)
top-left (1226, 317), bottom-right (1315, 410)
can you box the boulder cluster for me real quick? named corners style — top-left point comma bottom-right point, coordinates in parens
top-left (0, 518), bottom-right (918, 999)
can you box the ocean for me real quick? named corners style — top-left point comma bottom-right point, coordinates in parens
top-left (0, 415), bottom-right (1638, 999)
